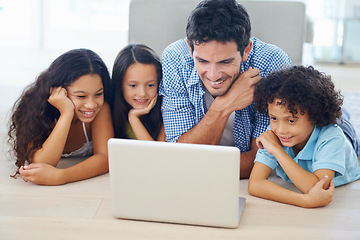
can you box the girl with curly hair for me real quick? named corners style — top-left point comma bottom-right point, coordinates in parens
top-left (111, 44), bottom-right (165, 141)
top-left (248, 65), bottom-right (360, 208)
top-left (8, 48), bottom-right (113, 185)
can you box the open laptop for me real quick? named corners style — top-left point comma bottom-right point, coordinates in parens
top-left (108, 138), bottom-right (246, 228)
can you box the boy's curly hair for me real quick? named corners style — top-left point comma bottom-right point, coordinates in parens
top-left (254, 65), bottom-right (343, 127)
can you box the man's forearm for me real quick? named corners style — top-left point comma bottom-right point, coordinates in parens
top-left (177, 105), bottom-right (231, 144)
top-left (239, 151), bottom-right (256, 178)
top-left (240, 139), bottom-right (258, 178)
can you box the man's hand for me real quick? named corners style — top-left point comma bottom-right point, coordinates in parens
top-left (216, 67), bottom-right (261, 113)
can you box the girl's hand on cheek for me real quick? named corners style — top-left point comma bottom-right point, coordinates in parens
top-left (19, 162), bottom-right (66, 186)
top-left (129, 94), bottom-right (158, 119)
top-left (48, 87), bottom-right (75, 116)
top-left (256, 130), bottom-right (283, 155)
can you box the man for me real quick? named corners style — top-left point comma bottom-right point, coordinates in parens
top-left (159, 0), bottom-right (359, 178)
top-left (159, 0), bottom-right (291, 178)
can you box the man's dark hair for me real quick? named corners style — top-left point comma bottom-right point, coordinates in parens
top-left (186, 0), bottom-right (251, 56)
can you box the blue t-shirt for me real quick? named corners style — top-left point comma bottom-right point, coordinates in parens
top-left (255, 125), bottom-right (360, 186)
top-left (159, 37), bottom-right (292, 152)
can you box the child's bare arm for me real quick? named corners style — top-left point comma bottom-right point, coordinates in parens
top-left (61, 102), bottom-right (113, 183)
top-left (257, 130), bottom-right (335, 193)
top-left (31, 87), bottom-right (74, 166)
top-left (156, 125), bottom-right (166, 141)
top-left (248, 162), bottom-right (334, 208)
top-left (21, 103), bottom-right (113, 185)
top-left (129, 115), bottom-right (156, 141)
top-left (128, 95), bottom-right (159, 141)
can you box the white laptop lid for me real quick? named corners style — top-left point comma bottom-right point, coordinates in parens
top-left (108, 138), bottom-right (245, 228)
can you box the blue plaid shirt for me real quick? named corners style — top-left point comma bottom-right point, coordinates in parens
top-left (159, 38), bottom-right (292, 152)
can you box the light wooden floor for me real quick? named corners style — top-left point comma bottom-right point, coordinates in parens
top-left (1, 156), bottom-right (360, 239)
top-left (1, 48), bottom-right (360, 239)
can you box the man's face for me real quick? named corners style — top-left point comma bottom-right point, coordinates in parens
top-left (190, 40), bottom-right (248, 97)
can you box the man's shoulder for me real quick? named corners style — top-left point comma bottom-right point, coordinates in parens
top-left (251, 37), bottom-right (285, 54)
top-left (160, 38), bottom-right (197, 91)
top-left (245, 37), bottom-right (292, 77)
top-left (163, 38), bottom-right (191, 59)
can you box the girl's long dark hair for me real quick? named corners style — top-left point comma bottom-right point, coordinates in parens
top-left (8, 48), bottom-right (112, 169)
top-left (111, 44), bottom-right (163, 139)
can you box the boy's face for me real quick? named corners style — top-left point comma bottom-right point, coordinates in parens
top-left (268, 99), bottom-right (315, 153)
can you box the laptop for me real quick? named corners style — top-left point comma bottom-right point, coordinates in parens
top-left (108, 138), bottom-right (246, 228)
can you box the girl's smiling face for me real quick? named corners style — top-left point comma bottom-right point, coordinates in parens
top-left (67, 74), bottom-right (104, 123)
top-left (122, 63), bottom-right (158, 109)
top-left (268, 98), bottom-right (315, 154)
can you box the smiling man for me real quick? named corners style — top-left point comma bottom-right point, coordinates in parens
top-left (159, 0), bottom-right (292, 178)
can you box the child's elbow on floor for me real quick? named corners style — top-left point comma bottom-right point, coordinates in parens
top-left (247, 180), bottom-right (257, 196)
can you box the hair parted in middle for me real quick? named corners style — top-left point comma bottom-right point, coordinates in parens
top-left (111, 43), bottom-right (163, 140)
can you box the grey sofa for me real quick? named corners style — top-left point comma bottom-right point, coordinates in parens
top-left (129, 0), bottom-right (306, 64)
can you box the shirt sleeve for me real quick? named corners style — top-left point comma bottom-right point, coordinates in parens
top-left (253, 110), bottom-right (270, 139)
top-left (261, 48), bottom-right (292, 78)
top-left (312, 135), bottom-right (347, 177)
top-left (246, 38), bottom-right (293, 79)
top-left (254, 147), bottom-right (279, 170)
top-left (159, 45), bottom-right (197, 142)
